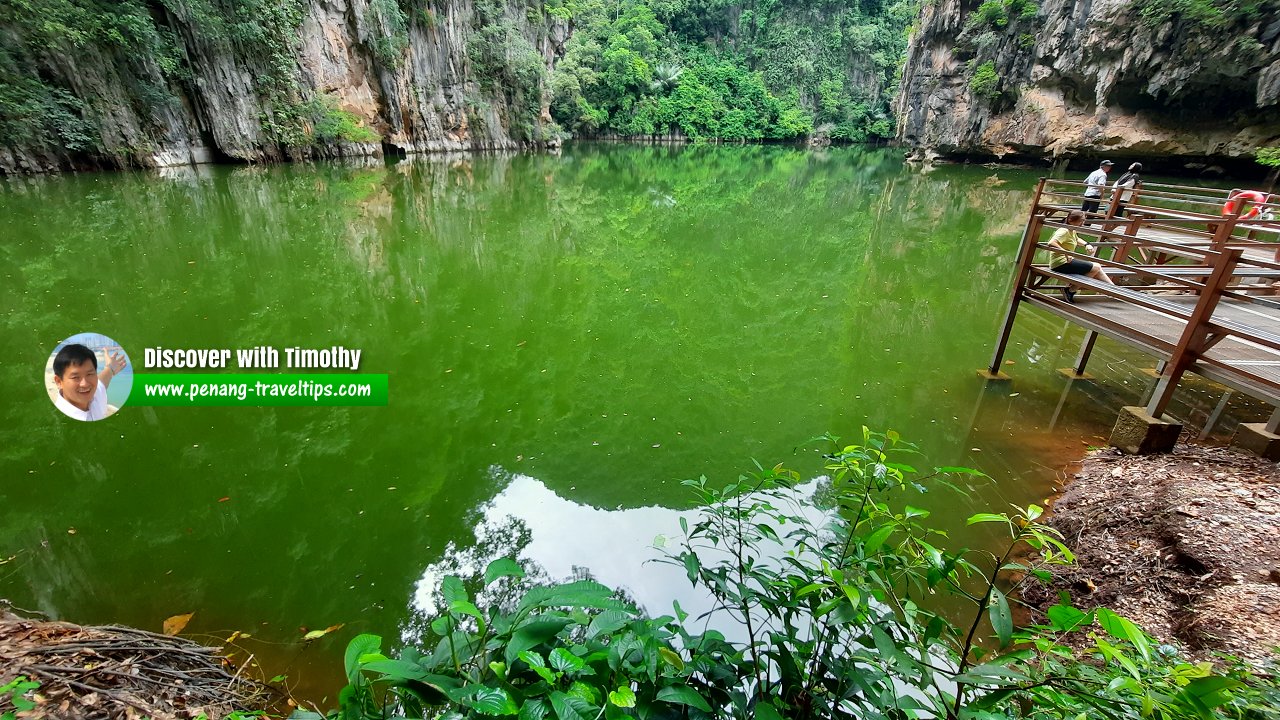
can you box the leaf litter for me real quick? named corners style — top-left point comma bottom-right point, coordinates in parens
top-left (1023, 442), bottom-right (1280, 664)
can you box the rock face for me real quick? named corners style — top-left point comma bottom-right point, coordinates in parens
top-left (895, 0), bottom-right (1280, 166)
top-left (0, 0), bottom-right (565, 174)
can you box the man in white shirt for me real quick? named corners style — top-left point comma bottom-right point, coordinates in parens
top-left (1081, 159), bottom-right (1113, 216)
top-left (52, 343), bottom-right (127, 421)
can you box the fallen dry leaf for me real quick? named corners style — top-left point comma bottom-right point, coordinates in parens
top-left (163, 612), bottom-right (194, 636)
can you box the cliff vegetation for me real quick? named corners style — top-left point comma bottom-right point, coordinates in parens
top-left (0, 0), bottom-right (918, 173)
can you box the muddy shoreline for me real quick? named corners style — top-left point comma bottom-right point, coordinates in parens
top-left (1025, 443), bottom-right (1280, 662)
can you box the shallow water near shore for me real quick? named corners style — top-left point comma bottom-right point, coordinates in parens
top-left (0, 144), bottom-right (1269, 700)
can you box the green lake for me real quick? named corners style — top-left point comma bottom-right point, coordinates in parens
top-left (0, 144), bottom-right (1266, 701)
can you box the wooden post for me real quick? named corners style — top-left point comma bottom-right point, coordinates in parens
top-left (1104, 185), bottom-right (1121, 220)
top-left (1117, 212), bottom-right (1145, 265)
top-left (1267, 406), bottom-right (1280, 435)
top-left (1145, 247), bottom-right (1242, 417)
top-left (1072, 331), bottom-right (1098, 376)
top-left (986, 179), bottom-right (1048, 376)
top-left (1197, 390), bottom-right (1233, 440)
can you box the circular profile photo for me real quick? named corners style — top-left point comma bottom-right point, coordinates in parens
top-left (45, 333), bottom-right (133, 422)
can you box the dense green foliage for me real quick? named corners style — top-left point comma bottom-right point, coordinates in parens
top-left (549, 0), bottom-right (915, 141)
top-left (968, 0), bottom-right (1037, 29)
top-left (0, 0), bottom-right (917, 159)
top-left (300, 431), bottom-right (1280, 720)
top-left (1133, 0), bottom-right (1275, 29)
top-left (968, 60), bottom-right (1001, 101)
top-left (954, 0), bottom-right (1037, 109)
top-left (0, 0), bottom-right (179, 154)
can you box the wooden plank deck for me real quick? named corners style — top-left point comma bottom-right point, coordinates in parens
top-left (992, 179), bottom-right (1280, 422)
top-left (1039, 293), bottom-right (1280, 403)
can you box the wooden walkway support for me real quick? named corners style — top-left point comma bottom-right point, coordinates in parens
top-left (988, 178), bottom-right (1280, 454)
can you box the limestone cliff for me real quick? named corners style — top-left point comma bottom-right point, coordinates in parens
top-left (895, 0), bottom-right (1280, 167)
top-left (0, 0), bottom-right (567, 174)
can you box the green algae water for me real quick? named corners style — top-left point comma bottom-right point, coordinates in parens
top-left (0, 144), bottom-right (1264, 699)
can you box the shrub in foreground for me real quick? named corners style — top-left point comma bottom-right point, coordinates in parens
top-left (295, 430), bottom-right (1279, 719)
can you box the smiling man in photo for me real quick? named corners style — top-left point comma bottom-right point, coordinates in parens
top-left (51, 343), bottom-right (127, 421)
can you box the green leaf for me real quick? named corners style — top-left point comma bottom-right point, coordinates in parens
top-left (519, 651), bottom-right (557, 684)
top-left (518, 581), bottom-right (624, 611)
top-left (672, 600), bottom-right (688, 623)
top-left (549, 648), bottom-right (586, 673)
top-left (1100, 604), bottom-right (1152, 655)
top-left (587, 609), bottom-right (630, 638)
top-left (1180, 676), bottom-right (1243, 709)
top-left (485, 558), bottom-right (525, 586)
top-left (1047, 604), bottom-right (1092, 632)
top-left (658, 647), bottom-right (685, 670)
top-left (519, 699), bottom-right (549, 720)
top-left (795, 582), bottom-right (826, 597)
top-left (442, 575), bottom-right (467, 606)
top-left (656, 685), bottom-right (712, 712)
top-left (607, 686), bottom-right (636, 708)
top-left (469, 687), bottom-right (519, 716)
top-left (863, 524), bottom-right (895, 554)
top-left (505, 616), bottom-right (575, 666)
top-left (682, 552), bottom-right (700, 583)
top-left (450, 599), bottom-right (487, 633)
top-left (361, 658), bottom-right (429, 682)
top-left (841, 583), bottom-right (861, 608)
top-left (953, 663), bottom-right (1029, 686)
top-left (430, 616), bottom-right (450, 637)
top-left (1095, 637), bottom-right (1141, 679)
top-left (1097, 608), bottom-right (1151, 661)
top-left (344, 634), bottom-right (382, 685)
top-left (904, 505), bottom-right (929, 519)
top-left (567, 681), bottom-right (600, 705)
top-left (988, 587), bottom-right (1013, 648)
top-left (755, 701), bottom-right (785, 720)
top-left (550, 691), bottom-right (596, 720)
top-left (967, 513), bottom-right (1010, 525)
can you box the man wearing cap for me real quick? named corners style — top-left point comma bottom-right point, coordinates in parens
top-left (1081, 160), bottom-right (1113, 216)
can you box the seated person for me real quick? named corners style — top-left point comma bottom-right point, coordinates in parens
top-left (1047, 210), bottom-right (1115, 301)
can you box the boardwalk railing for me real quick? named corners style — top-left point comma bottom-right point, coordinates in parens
top-left (988, 178), bottom-right (1280, 424)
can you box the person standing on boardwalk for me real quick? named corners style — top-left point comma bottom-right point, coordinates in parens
top-left (1110, 162), bottom-right (1142, 217)
top-left (1081, 160), bottom-right (1113, 216)
top-left (1047, 209), bottom-right (1115, 301)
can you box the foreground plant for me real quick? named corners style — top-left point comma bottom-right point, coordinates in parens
top-left (297, 430), bottom-right (1279, 720)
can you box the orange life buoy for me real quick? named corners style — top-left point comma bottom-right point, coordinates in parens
top-left (1223, 189), bottom-right (1267, 220)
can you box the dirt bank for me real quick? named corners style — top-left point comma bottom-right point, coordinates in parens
top-left (1025, 443), bottom-right (1280, 662)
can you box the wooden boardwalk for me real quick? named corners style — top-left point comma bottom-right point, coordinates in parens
top-left (989, 178), bottom-right (1280, 426)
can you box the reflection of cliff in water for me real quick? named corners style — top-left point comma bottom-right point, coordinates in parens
top-left (1, 145), bottom-right (1080, 707)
